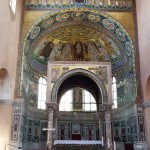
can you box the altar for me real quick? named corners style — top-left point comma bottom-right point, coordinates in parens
top-left (54, 140), bottom-right (103, 150)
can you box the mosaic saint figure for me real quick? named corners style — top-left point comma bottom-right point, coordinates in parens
top-left (49, 41), bottom-right (63, 61)
top-left (102, 38), bottom-right (118, 60)
top-left (103, 0), bottom-right (108, 7)
top-left (42, 0), bottom-right (47, 5)
top-left (58, 0), bottom-right (63, 5)
top-left (62, 43), bottom-right (72, 60)
top-left (109, 40), bottom-right (120, 57)
top-left (126, 0), bottom-right (132, 8)
top-left (25, 0), bottom-right (30, 5)
top-left (95, 39), bottom-right (110, 61)
top-left (66, 0), bottom-right (71, 5)
top-left (40, 40), bottom-right (54, 57)
top-left (110, 0), bottom-right (115, 7)
top-left (94, 0), bottom-right (99, 7)
top-left (87, 41), bottom-right (99, 61)
top-left (34, 0), bottom-right (38, 5)
top-left (34, 39), bottom-right (47, 57)
top-left (118, 0), bottom-right (123, 7)
top-left (74, 39), bottom-right (84, 61)
top-left (86, 0), bottom-right (92, 5)
top-left (51, 68), bottom-right (60, 82)
top-left (50, 0), bottom-right (55, 6)
top-left (73, 88), bottom-right (82, 110)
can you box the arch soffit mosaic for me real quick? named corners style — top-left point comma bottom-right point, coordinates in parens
top-left (51, 68), bottom-right (108, 104)
top-left (23, 8), bottom-right (135, 79)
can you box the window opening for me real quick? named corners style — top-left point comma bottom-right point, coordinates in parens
top-left (9, 0), bottom-right (17, 14)
top-left (59, 89), bottom-right (96, 111)
top-left (38, 77), bottom-right (47, 109)
top-left (112, 77), bottom-right (117, 109)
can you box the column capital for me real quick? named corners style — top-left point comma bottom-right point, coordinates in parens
top-left (99, 103), bottom-right (112, 111)
top-left (143, 101), bottom-right (150, 108)
top-left (46, 102), bottom-right (58, 111)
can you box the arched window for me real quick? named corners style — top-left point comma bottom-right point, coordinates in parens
top-left (9, 0), bottom-right (17, 14)
top-left (82, 90), bottom-right (96, 111)
top-left (112, 77), bottom-right (117, 109)
top-left (38, 77), bottom-right (47, 109)
top-left (59, 90), bottom-right (73, 111)
top-left (59, 89), bottom-right (96, 111)
top-left (0, 68), bottom-right (10, 99)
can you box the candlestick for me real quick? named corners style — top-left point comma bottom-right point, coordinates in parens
top-left (108, 138), bottom-right (110, 148)
top-left (102, 136), bottom-right (104, 146)
top-left (114, 141), bottom-right (116, 150)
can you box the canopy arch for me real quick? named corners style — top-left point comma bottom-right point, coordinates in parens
top-left (51, 68), bottom-right (108, 111)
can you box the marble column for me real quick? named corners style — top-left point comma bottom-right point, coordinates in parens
top-left (47, 109), bottom-right (54, 150)
top-left (46, 103), bottom-right (57, 150)
top-left (105, 110), bottom-right (112, 150)
top-left (100, 104), bottom-right (112, 150)
top-left (96, 112), bottom-right (103, 140)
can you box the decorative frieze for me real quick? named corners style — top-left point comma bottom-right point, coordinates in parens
top-left (138, 115), bottom-right (146, 141)
top-left (25, 0), bottom-right (133, 10)
top-left (11, 101), bottom-right (23, 141)
top-left (143, 100), bottom-right (150, 108)
top-left (0, 99), bottom-right (14, 105)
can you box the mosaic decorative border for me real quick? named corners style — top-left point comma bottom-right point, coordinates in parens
top-left (25, 0), bottom-right (133, 11)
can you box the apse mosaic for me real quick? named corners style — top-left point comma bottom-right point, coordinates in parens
top-left (22, 8), bottom-right (136, 107)
top-left (31, 29), bottom-right (122, 66)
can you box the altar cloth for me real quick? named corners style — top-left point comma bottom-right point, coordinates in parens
top-left (54, 140), bottom-right (102, 145)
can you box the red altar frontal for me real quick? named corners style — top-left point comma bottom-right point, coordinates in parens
top-left (72, 133), bottom-right (81, 140)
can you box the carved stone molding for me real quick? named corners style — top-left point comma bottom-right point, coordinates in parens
top-left (99, 103), bottom-right (113, 112)
top-left (46, 102), bottom-right (58, 111)
top-left (0, 99), bottom-right (14, 105)
top-left (51, 68), bottom-right (108, 103)
top-left (25, 0), bottom-right (133, 11)
top-left (143, 100), bottom-right (150, 108)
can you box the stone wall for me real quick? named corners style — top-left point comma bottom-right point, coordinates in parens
top-left (136, 0), bottom-right (150, 148)
top-left (0, 0), bottom-right (23, 99)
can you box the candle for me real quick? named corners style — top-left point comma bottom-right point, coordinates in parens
top-left (108, 138), bottom-right (110, 148)
top-left (102, 136), bottom-right (104, 146)
top-left (114, 141), bottom-right (116, 150)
